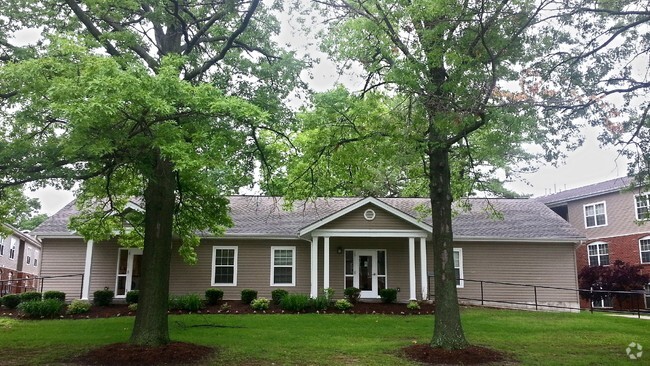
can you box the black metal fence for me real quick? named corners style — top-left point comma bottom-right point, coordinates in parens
top-left (0, 274), bottom-right (84, 298)
top-left (428, 275), bottom-right (650, 318)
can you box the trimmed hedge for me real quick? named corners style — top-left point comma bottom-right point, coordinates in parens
top-left (378, 288), bottom-right (398, 303)
top-left (271, 289), bottom-right (288, 305)
top-left (93, 289), bottom-right (114, 306)
top-left (18, 299), bottom-right (64, 318)
top-left (1, 294), bottom-right (21, 309)
top-left (126, 290), bottom-right (139, 304)
top-left (343, 287), bottom-right (360, 303)
top-left (205, 289), bottom-right (224, 305)
top-left (19, 291), bottom-right (42, 302)
top-left (43, 291), bottom-right (66, 302)
top-left (241, 289), bottom-right (257, 304)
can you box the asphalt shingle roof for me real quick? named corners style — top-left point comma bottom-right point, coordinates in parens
top-left (32, 196), bottom-right (583, 242)
top-left (536, 176), bottom-right (633, 206)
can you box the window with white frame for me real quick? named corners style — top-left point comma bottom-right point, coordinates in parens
top-left (584, 202), bottom-right (607, 228)
top-left (211, 246), bottom-right (238, 286)
top-left (635, 194), bottom-right (650, 220)
top-left (640, 237), bottom-right (650, 264)
top-left (33, 249), bottom-right (39, 267)
top-left (271, 246), bottom-right (295, 286)
top-left (26, 247), bottom-right (32, 265)
top-left (0, 236), bottom-right (4, 256)
top-left (453, 248), bottom-right (464, 288)
top-left (9, 238), bottom-right (16, 260)
top-left (587, 242), bottom-right (609, 267)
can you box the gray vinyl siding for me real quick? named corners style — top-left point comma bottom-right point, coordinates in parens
top-left (567, 190), bottom-right (650, 239)
top-left (40, 239), bottom-right (86, 300)
top-left (441, 241), bottom-right (579, 307)
top-left (0, 235), bottom-right (18, 270)
top-left (322, 204), bottom-right (417, 231)
top-left (169, 239), bottom-right (311, 300)
top-left (89, 240), bottom-right (121, 296)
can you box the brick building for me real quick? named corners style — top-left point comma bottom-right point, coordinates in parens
top-left (0, 224), bottom-right (42, 295)
top-left (538, 177), bottom-right (650, 308)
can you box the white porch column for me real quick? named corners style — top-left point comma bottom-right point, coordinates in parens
top-left (323, 237), bottom-right (330, 291)
top-left (408, 237), bottom-right (416, 300)
top-left (420, 237), bottom-right (428, 300)
top-left (310, 236), bottom-right (319, 298)
top-left (81, 239), bottom-right (94, 300)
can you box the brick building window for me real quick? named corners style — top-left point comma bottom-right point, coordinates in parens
top-left (584, 202), bottom-right (607, 228)
top-left (635, 194), bottom-right (650, 220)
top-left (588, 242), bottom-right (609, 267)
top-left (0, 237), bottom-right (4, 256)
top-left (640, 237), bottom-right (650, 264)
top-left (9, 238), bottom-right (16, 260)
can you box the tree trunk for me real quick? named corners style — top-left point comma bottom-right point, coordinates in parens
top-left (428, 147), bottom-right (469, 349)
top-left (129, 150), bottom-right (176, 346)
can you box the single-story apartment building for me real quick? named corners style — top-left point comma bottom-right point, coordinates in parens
top-left (32, 196), bottom-right (584, 310)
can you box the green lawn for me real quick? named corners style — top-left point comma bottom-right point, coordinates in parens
top-left (0, 308), bottom-right (646, 365)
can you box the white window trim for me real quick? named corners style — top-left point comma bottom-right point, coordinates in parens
top-left (0, 236), bottom-right (4, 256)
top-left (635, 194), bottom-right (650, 221)
top-left (454, 248), bottom-right (464, 289)
top-left (639, 236), bottom-right (650, 264)
top-left (211, 246), bottom-right (238, 286)
top-left (270, 246), bottom-right (296, 287)
top-left (583, 201), bottom-right (608, 228)
top-left (587, 241), bottom-right (609, 267)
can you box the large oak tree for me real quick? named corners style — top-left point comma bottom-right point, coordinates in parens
top-left (274, 0), bottom-right (578, 349)
top-left (0, 0), bottom-right (303, 346)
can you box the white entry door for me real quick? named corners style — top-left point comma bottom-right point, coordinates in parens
top-left (345, 249), bottom-right (387, 299)
top-left (115, 248), bottom-right (143, 297)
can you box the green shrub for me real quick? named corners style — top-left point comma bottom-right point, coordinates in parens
top-left (66, 299), bottom-right (91, 315)
top-left (378, 288), bottom-right (398, 303)
top-left (323, 288), bottom-right (335, 300)
top-left (43, 291), bottom-right (66, 302)
top-left (1, 294), bottom-right (21, 309)
top-left (93, 289), bottom-right (114, 306)
top-left (18, 299), bottom-right (64, 318)
top-left (241, 289), bottom-right (257, 304)
top-left (280, 294), bottom-right (311, 312)
top-left (250, 297), bottom-right (271, 311)
top-left (343, 287), bottom-right (361, 303)
top-left (126, 290), bottom-right (139, 304)
top-left (271, 289), bottom-right (289, 305)
top-left (310, 296), bottom-right (329, 311)
top-left (334, 299), bottom-right (353, 311)
top-left (220, 302), bottom-right (231, 312)
top-left (128, 303), bottom-right (138, 312)
top-left (19, 291), bottom-right (42, 302)
top-left (169, 294), bottom-right (203, 312)
top-left (205, 289), bottom-right (224, 305)
top-left (407, 301), bottom-right (421, 310)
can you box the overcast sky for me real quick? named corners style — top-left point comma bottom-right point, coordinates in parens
top-left (12, 10), bottom-right (630, 215)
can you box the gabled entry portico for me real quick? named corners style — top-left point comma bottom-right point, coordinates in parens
top-left (300, 197), bottom-right (432, 301)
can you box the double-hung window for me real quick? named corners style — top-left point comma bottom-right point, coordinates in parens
top-left (26, 248), bottom-right (32, 265)
top-left (453, 248), bottom-right (464, 288)
top-left (33, 250), bottom-right (39, 267)
top-left (640, 237), bottom-right (650, 264)
top-left (584, 202), bottom-right (607, 228)
top-left (271, 246), bottom-right (295, 286)
top-left (0, 237), bottom-right (4, 256)
top-left (9, 238), bottom-right (16, 260)
top-left (635, 194), bottom-right (650, 220)
top-left (587, 242), bottom-right (609, 267)
top-left (212, 246), bottom-right (238, 286)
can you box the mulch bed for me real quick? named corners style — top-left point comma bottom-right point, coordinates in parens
top-left (402, 344), bottom-right (514, 365)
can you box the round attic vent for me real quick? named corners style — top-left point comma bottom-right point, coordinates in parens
top-left (364, 209), bottom-right (376, 221)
